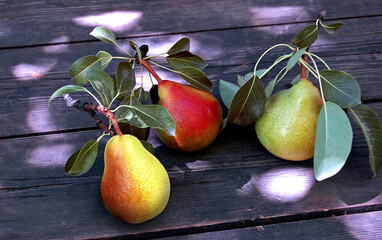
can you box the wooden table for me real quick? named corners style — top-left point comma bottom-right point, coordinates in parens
top-left (1, 1), bottom-right (382, 239)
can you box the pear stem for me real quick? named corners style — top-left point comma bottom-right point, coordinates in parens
top-left (140, 59), bottom-right (163, 84)
top-left (301, 53), bottom-right (308, 79)
top-left (96, 105), bottom-right (123, 136)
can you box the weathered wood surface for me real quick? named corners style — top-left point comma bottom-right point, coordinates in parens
top-left (1, 0), bottom-right (381, 48)
top-left (163, 211), bottom-right (382, 240)
top-left (1, 0), bottom-right (382, 239)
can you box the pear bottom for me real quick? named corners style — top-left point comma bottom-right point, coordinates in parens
top-left (101, 135), bottom-right (170, 224)
top-left (255, 79), bottom-right (322, 161)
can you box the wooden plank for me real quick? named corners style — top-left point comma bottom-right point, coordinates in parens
top-left (1, 0), bottom-right (381, 48)
top-left (1, 52), bottom-right (382, 138)
top-left (163, 211), bottom-right (382, 240)
top-left (1, 112), bottom-right (382, 238)
top-left (1, 15), bottom-right (382, 87)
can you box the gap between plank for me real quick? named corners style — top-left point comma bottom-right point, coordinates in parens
top-left (90, 204), bottom-right (382, 240)
top-left (0, 14), bottom-right (381, 51)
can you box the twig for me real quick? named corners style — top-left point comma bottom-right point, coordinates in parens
top-left (63, 94), bottom-right (114, 136)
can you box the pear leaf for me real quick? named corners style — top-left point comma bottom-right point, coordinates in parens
top-left (65, 140), bottom-right (99, 176)
top-left (286, 47), bottom-right (307, 71)
top-left (220, 118), bottom-right (228, 133)
top-left (320, 70), bottom-right (361, 108)
top-left (140, 140), bottom-right (155, 155)
top-left (49, 85), bottom-right (88, 104)
top-left (119, 122), bottom-right (150, 140)
top-left (90, 27), bottom-right (117, 45)
top-left (96, 51), bottom-right (112, 70)
top-left (129, 41), bottom-right (142, 62)
top-left (116, 104), bottom-right (176, 136)
top-left (86, 69), bottom-right (114, 107)
top-left (322, 22), bottom-right (344, 36)
top-left (238, 69), bottom-right (267, 87)
top-left (134, 87), bottom-right (147, 104)
top-left (227, 76), bottom-right (266, 126)
top-left (167, 38), bottom-right (191, 55)
top-left (348, 104), bottom-right (382, 177)
top-left (292, 24), bottom-right (319, 48)
top-left (133, 105), bottom-right (176, 136)
top-left (178, 67), bottom-right (213, 92)
top-left (166, 51), bottom-right (207, 70)
top-left (291, 70), bottom-right (309, 85)
top-left (314, 102), bottom-right (353, 181)
top-left (116, 62), bottom-right (136, 96)
top-left (219, 79), bottom-right (240, 109)
top-left (69, 55), bottom-right (101, 84)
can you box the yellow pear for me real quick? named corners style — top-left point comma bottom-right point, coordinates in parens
top-left (255, 78), bottom-right (323, 161)
top-left (101, 134), bottom-right (170, 224)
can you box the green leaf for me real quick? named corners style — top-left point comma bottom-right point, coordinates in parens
top-left (140, 140), bottom-right (155, 155)
top-left (178, 67), bottom-right (213, 92)
top-left (314, 102), bottom-right (353, 181)
top-left (119, 122), bottom-right (150, 140)
top-left (96, 51), bottom-right (112, 70)
top-left (227, 76), bottom-right (266, 126)
top-left (116, 62), bottom-right (136, 96)
top-left (116, 104), bottom-right (176, 136)
top-left (134, 87), bottom-right (147, 104)
top-left (166, 51), bottom-right (207, 70)
top-left (292, 24), bottom-right (319, 48)
top-left (320, 70), bottom-right (361, 108)
top-left (90, 27), bottom-right (117, 45)
top-left (65, 140), bottom-right (99, 176)
top-left (220, 118), bottom-right (227, 133)
top-left (291, 70), bottom-right (309, 85)
top-left (49, 85), bottom-right (88, 104)
top-left (238, 70), bottom-right (267, 87)
top-left (86, 69), bottom-right (114, 106)
top-left (129, 41), bottom-right (141, 62)
top-left (348, 104), bottom-right (382, 177)
top-left (322, 22), bottom-right (344, 36)
top-left (133, 105), bottom-right (176, 136)
top-left (167, 38), bottom-right (190, 55)
top-left (69, 55), bottom-right (101, 84)
top-left (219, 80), bottom-right (240, 109)
top-left (286, 47), bottom-right (307, 71)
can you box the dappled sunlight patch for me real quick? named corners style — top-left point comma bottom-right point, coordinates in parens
top-left (43, 36), bottom-right (70, 53)
top-left (256, 167), bottom-right (314, 203)
top-left (27, 144), bottom-right (75, 167)
top-left (0, 26), bottom-right (11, 38)
top-left (27, 103), bottom-right (55, 133)
top-left (186, 160), bottom-right (211, 171)
top-left (250, 6), bottom-right (307, 35)
top-left (73, 11), bottom-right (142, 32)
top-left (12, 59), bottom-right (57, 81)
top-left (341, 212), bottom-right (382, 240)
top-left (236, 173), bottom-right (259, 197)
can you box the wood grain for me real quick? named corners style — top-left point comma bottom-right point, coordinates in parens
top-left (1, 0), bottom-right (381, 48)
top-left (163, 211), bottom-right (382, 240)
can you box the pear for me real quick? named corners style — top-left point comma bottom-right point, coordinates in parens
top-left (101, 134), bottom-right (170, 224)
top-left (255, 78), bottom-right (323, 161)
top-left (151, 80), bottom-right (222, 152)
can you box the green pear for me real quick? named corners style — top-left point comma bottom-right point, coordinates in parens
top-left (255, 78), bottom-right (323, 161)
top-left (101, 134), bottom-right (170, 224)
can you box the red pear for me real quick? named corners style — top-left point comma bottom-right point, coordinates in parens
top-left (151, 80), bottom-right (222, 152)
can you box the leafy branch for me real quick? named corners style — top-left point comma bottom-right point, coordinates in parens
top-left (49, 26), bottom-right (213, 176)
top-left (219, 12), bottom-right (382, 180)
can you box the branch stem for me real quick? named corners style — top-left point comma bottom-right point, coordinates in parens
top-left (140, 59), bottom-right (163, 84)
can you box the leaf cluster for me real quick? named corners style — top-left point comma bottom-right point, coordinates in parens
top-left (49, 27), bottom-right (212, 176)
top-left (219, 17), bottom-right (382, 180)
